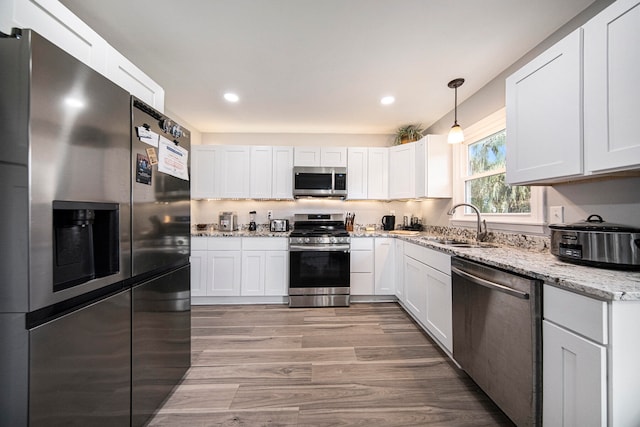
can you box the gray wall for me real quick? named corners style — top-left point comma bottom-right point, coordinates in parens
top-left (424, 0), bottom-right (640, 229)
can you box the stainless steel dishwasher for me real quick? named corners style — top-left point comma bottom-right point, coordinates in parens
top-left (451, 257), bottom-right (542, 427)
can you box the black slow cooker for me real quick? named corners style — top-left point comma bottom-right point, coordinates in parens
top-left (549, 214), bottom-right (640, 270)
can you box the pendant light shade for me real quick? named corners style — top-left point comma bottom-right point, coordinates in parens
top-left (447, 78), bottom-right (465, 144)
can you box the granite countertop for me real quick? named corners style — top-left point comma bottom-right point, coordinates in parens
top-left (192, 230), bottom-right (290, 237)
top-left (394, 234), bottom-right (640, 302)
top-left (192, 229), bottom-right (640, 301)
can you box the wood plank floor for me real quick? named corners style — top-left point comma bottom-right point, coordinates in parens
top-left (148, 303), bottom-right (514, 426)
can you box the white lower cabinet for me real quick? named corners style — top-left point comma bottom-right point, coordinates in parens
top-left (241, 251), bottom-right (266, 296)
top-left (189, 250), bottom-right (207, 297)
top-left (423, 265), bottom-right (452, 351)
top-left (394, 239), bottom-right (405, 301)
top-left (191, 237), bottom-right (288, 299)
top-left (207, 250), bottom-right (241, 296)
top-left (402, 242), bottom-right (452, 352)
top-left (350, 237), bottom-right (396, 296)
top-left (403, 256), bottom-right (427, 321)
top-left (350, 238), bottom-right (374, 295)
top-left (264, 251), bottom-right (288, 296)
top-left (543, 284), bottom-right (608, 426)
top-left (374, 238), bottom-right (394, 295)
top-left (543, 320), bottom-right (607, 427)
top-left (241, 238), bottom-right (288, 296)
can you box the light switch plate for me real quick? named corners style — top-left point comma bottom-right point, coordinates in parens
top-left (550, 206), bottom-right (564, 224)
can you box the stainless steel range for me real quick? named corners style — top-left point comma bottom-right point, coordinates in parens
top-left (288, 214), bottom-right (351, 307)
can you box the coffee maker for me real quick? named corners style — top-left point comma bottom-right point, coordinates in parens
top-left (219, 211), bottom-right (238, 231)
top-left (381, 215), bottom-right (395, 231)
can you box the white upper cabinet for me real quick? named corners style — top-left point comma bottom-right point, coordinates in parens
top-left (294, 147), bottom-right (347, 167)
top-left (388, 137), bottom-right (450, 199)
top-left (367, 148), bottom-right (389, 200)
top-left (294, 147), bottom-right (321, 166)
top-left (9, 0), bottom-right (108, 73)
top-left (506, 0), bottom-right (640, 184)
top-left (271, 146), bottom-right (294, 199)
top-left (192, 145), bottom-right (293, 200)
top-left (321, 147), bottom-right (348, 167)
top-left (506, 29), bottom-right (583, 185)
top-left (105, 48), bottom-right (165, 112)
top-left (347, 147), bottom-right (368, 199)
top-left (389, 143), bottom-right (416, 199)
top-left (220, 146), bottom-right (251, 198)
top-left (584, 0), bottom-right (640, 174)
top-left (191, 145), bottom-right (220, 199)
top-left (7, 0), bottom-right (165, 112)
top-left (250, 146), bottom-right (273, 199)
top-left (415, 135), bottom-right (452, 198)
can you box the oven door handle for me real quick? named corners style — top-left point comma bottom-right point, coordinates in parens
top-left (289, 244), bottom-right (350, 252)
top-left (451, 266), bottom-right (529, 299)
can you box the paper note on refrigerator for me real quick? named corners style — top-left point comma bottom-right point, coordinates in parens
top-left (136, 126), bottom-right (159, 147)
top-left (158, 135), bottom-right (189, 180)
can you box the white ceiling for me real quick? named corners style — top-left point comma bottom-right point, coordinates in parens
top-left (60, 0), bottom-right (595, 134)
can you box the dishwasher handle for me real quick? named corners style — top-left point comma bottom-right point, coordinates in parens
top-left (451, 266), bottom-right (530, 300)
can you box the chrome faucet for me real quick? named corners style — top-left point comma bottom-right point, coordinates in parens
top-left (447, 203), bottom-right (488, 242)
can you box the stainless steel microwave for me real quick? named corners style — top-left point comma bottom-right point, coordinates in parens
top-left (292, 166), bottom-right (347, 198)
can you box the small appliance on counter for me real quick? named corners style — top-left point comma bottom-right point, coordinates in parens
top-left (219, 211), bottom-right (238, 231)
top-left (399, 215), bottom-right (423, 231)
top-left (549, 214), bottom-right (640, 270)
top-left (270, 219), bottom-right (289, 232)
top-left (249, 211), bottom-right (257, 231)
top-left (381, 215), bottom-right (395, 231)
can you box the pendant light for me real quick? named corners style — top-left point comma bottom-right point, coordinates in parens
top-left (447, 78), bottom-right (465, 144)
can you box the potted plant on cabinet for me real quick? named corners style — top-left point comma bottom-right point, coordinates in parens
top-left (394, 124), bottom-right (424, 145)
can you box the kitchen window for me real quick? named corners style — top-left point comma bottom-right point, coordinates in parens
top-left (451, 108), bottom-right (545, 234)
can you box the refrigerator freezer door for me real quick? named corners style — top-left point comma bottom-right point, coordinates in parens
top-left (131, 98), bottom-right (191, 277)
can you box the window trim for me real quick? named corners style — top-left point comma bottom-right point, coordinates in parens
top-left (450, 108), bottom-right (547, 234)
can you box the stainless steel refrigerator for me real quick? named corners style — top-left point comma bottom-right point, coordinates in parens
top-left (129, 97), bottom-right (191, 427)
top-left (0, 29), bottom-right (191, 427)
top-left (0, 29), bottom-right (132, 426)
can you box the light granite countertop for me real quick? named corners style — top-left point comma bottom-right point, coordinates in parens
top-left (192, 230), bottom-right (640, 301)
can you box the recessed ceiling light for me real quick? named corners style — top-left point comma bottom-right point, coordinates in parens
top-left (224, 92), bottom-right (239, 103)
top-left (380, 96), bottom-right (395, 105)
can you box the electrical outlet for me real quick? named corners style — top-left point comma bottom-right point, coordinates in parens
top-left (550, 206), bottom-right (564, 224)
top-left (267, 210), bottom-right (273, 219)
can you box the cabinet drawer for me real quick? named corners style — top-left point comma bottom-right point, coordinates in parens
top-left (207, 237), bottom-right (242, 251)
top-left (242, 237), bottom-right (288, 251)
top-left (351, 238), bottom-right (374, 250)
top-left (191, 237), bottom-right (208, 251)
top-left (404, 243), bottom-right (451, 275)
top-left (544, 284), bottom-right (608, 344)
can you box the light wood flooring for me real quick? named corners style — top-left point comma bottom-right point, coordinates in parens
top-left (148, 303), bottom-right (514, 426)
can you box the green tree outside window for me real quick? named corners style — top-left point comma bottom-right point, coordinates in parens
top-left (465, 130), bottom-right (531, 214)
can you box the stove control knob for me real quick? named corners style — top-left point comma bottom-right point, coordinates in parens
top-left (304, 237), bottom-right (310, 243)
top-left (330, 236), bottom-right (337, 243)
